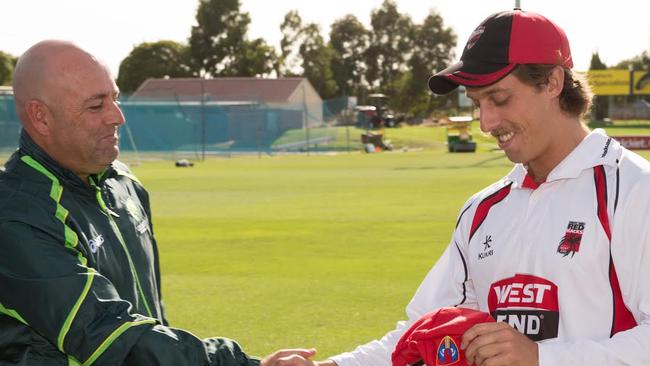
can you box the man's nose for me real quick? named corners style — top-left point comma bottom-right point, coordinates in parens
top-left (478, 106), bottom-right (500, 133)
top-left (107, 100), bottom-right (125, 126)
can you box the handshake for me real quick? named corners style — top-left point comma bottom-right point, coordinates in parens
top-left (262, 307), bottom-right (507, 366)
top-left (261, 349), bottom-right (334, 366)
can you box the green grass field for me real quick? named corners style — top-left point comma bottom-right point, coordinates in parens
top-left (2, 122), bottom-right (650, 360)
top-left (125, 123), bottom-right (650, 359)
top-left (135, 150), bottom-right (514, 358)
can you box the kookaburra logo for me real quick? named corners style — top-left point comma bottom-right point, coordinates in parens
top-left (483, 235), bottom-right (492, 250)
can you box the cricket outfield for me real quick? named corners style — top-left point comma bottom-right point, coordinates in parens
top-left (132, 149), bottom-right (509, 357)
top-left (129, 136), bottom-right (650, 358)
top-left (3, 123), bottom-right (649, 359)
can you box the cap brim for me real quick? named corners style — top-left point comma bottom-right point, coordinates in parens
top-left (428, 61), bottom-right (517, 95)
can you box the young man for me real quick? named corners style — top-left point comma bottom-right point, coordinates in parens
top-left (318, 9), bottom-right (650, 366)
top-left (0, 40), bottom-right (313, 366)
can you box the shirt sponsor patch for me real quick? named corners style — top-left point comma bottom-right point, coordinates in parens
top-left (557, 221), bottom-right (585, 258)
top-left (488, 274), bottom-right (559, 341)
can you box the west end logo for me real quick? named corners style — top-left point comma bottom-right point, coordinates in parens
top-left (436, 336), bottom-right (460, 365)
top-left (557, 221), bottom-right (585, 258)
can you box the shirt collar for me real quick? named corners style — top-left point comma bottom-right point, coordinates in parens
top-left (506, 129), bottom-right (620, 190)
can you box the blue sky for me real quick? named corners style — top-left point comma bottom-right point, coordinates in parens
top-left (4, 0), bottom-right (649, 76)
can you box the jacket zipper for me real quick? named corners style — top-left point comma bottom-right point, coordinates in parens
top-left (90, 179), bottom-right (154, 318)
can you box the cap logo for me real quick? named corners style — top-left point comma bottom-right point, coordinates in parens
top-left (436, 336), bottom-right (460, 365)
top-left (465, 26), bottom-right (485, 50)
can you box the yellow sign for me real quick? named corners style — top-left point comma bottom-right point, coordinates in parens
top-left (587, 70), bottom-right (630, 95)
top-left (633, 71), bottom-right (650, 95)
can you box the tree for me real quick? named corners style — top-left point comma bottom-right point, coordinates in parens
top-left (116, 41), bottom-right (193, 94)
top-left (394, 11), bottom-right (456, 116)
top-left (188, 0), bottom-right (251, 77)
top-left (279, 10), bottom-right (304, 76)
top-left (365, 0), bottom-right (414, 90)
top-left (228, 38), bottom-right (277, 77)
top-left (278, 11), bottom-right (338, 98)
top-left (615, 49), bottom-right (650, 71)
top-left (0, 51), bottom-right (16, 86)
top-left (299, 23), bottom-right (338, 99)
top-left (329, 15), bottom-right (370, 96)
top-left (589, 52), bottom-right (607, 70)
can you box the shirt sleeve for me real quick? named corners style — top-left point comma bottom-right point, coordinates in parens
top-left (538, 178), bottom-right (650, 365)
top-left (330, 203), bottom-right (478, 366)
top-left (0, 219), bottom-right (259, 366)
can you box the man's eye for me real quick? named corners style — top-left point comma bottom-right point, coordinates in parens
top-left (493, 97), bottom-right (509, 106)
top-left (89, 104), bottom-right (102, 111)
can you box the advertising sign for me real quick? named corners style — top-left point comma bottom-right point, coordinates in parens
top-left (633, 71), bottom-right (650, 95)
top-left (613, 136), bottom-right (650, 150)
top-left (587, 70), bottom-right (630, 95)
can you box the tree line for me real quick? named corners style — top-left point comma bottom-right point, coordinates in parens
top-left (116, 0), bottom-right (458, 117)
top-left (1, 0), bottom-right (648, 117)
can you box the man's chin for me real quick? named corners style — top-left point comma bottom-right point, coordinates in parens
top-left (504, 150), bottom-right (525, 164)
top-left (95, 149), bottom-right (120, 169)
top-left (106, 145), bottom-right (120, 160)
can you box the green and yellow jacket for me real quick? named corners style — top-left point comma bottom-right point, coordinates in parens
top-left (0, 131), bottom-right (260, 366)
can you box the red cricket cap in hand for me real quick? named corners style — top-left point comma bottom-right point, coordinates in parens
top-left (392, 307), bottom-right (495, 366)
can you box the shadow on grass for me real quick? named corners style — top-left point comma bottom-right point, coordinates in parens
top-left (470, 153), bottom-right (509, 167)
top-left (393, 153), bottom-right (509, 171)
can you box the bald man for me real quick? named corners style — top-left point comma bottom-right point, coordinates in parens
top-left (0, 40), bottom-right (314, 366)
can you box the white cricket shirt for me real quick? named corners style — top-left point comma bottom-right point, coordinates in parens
top-left (331, 129), bottom-right (650, 366)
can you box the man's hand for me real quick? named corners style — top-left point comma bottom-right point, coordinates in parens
top-left (314, 361), bottom-right (337, 366)
top-left (260, 349), bottom-right (317, 366)
top-left (461, 322), bottom-right (538, 366)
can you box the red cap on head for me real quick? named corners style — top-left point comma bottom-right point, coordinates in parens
top-left (392, 307), bottom-right (495, 366)
top-left (428, 9), bottom-right (573, 95)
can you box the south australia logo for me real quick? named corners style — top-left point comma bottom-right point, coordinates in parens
top-left (436, 336), bottom-right (460, 365)
top-left (557, 221), bottom-right (585, 258)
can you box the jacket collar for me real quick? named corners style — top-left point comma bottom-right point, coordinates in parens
top-left (507, 129), bottom-right (621, 189)
top-left (18, 130), bottom-right (116, 188)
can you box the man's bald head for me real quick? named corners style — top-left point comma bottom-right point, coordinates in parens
top-left (11, 40), bottom-right (124, 182)
top-left (13, 40), bottom-right (106, 125)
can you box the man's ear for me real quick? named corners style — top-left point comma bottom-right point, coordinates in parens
top-left (25, 99), bottom-right (54, 136)
top-left (546, 65), bottom-right (565, 98)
